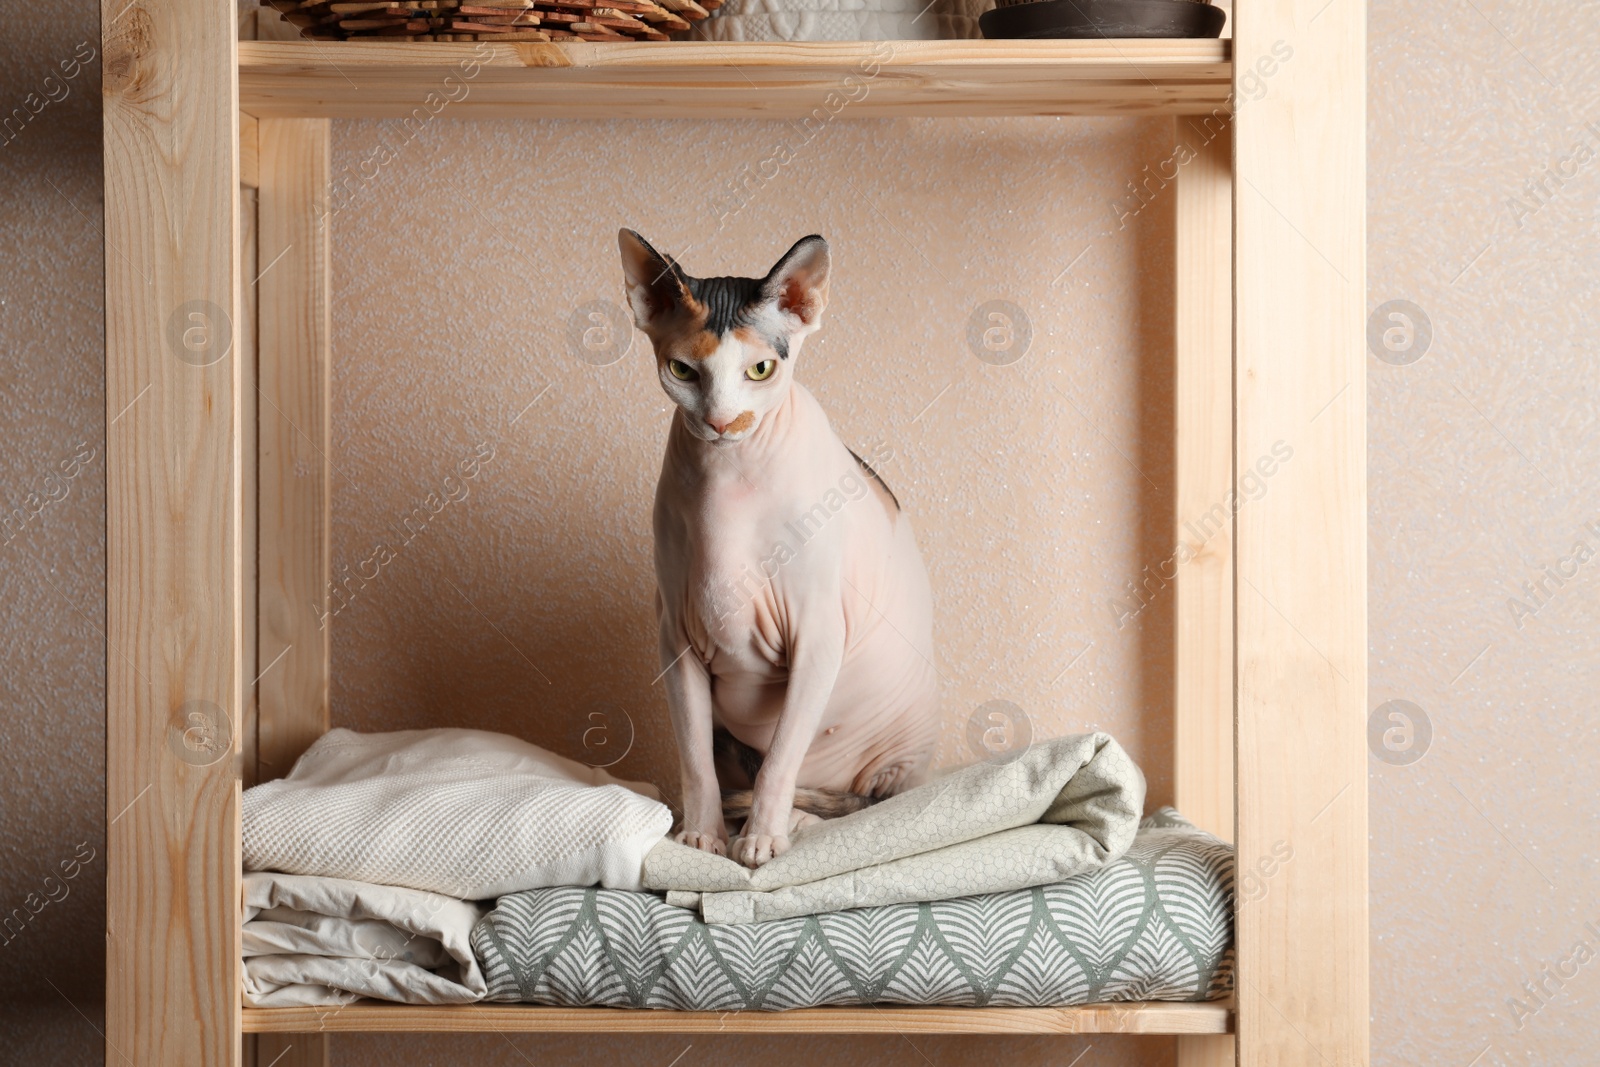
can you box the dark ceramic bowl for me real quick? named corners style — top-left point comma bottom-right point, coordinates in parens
top-left (980, 0), bottom-right (1227, 39)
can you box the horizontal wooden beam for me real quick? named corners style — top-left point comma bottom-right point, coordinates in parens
top-left (238, 39), bottom-right (1232, 118)
top-left (244, 1002), bottom-right (1234, 1035)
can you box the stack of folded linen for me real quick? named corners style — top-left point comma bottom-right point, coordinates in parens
top-left (469, 733), bottom-right (1235, 1012)
top-left (241, 727), bottom-right (673, 1007)
top-left (243, 727), bottom-right (1235, 1012)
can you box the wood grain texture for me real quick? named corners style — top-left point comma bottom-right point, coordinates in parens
top-left (255, 118), bottom-right (333, 783)
top-left (243, 1002), bottom-right (1234, 1035)
top-left (238, 39), bottom-right (1233, 118)
top-left (241, 184), bottom-right (260, 790)
top-left (1173, 122), bottom-right (1234, 845)
top-left (240, 112), bottom-right (260, 188)
top-left (1174, 118), bottom-right (1236, 1067)
top-left (1233, 0), bottom-right (1368, 1065)
top-left (103, 0), bottom-right (243, 1062)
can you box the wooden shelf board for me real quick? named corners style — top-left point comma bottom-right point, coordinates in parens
top-left (238, 39), bottom-right (1232, 119)
top-left (242, 1001), bottom-right (1234, 1035)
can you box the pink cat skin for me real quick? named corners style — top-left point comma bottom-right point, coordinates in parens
top-left (619, 229), bottom-right (941, 868)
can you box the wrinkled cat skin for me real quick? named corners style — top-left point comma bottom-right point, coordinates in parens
top-left (619, 229), bottom-right (940, 868)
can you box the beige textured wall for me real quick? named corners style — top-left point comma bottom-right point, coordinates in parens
top-left (2, 2), bottom-right (1599, 1064)
top-left (324, 113), bottom-right (1179, 817)
top-left (0, 5), bottom-right (106, 1062)
top-left (1366, 3), bottom-right (1600, 1064)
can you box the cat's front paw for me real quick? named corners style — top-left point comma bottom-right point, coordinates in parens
top-left (675, 829), bottom-right (728, 856)
top-left (730, 832), bottom-right (790, 868)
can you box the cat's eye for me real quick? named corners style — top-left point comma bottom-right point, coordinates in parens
top-left (746, 360), bottom-right (776, 381)
top-left (667, 359), bottom-right (697, 381)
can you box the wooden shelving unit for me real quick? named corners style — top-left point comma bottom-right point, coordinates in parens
top-left (242, 1001), bottom-right (1235, 1035)
top-left (103, 6), bottom-right (1366, 1065)
top-left (237, 39), bottom-right (1233, 118)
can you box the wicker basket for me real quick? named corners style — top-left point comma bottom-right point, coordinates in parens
top-left (261, 0), bottom-right (719, 42)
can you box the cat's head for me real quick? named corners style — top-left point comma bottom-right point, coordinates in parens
top-left (618, 230), bottom-right (830, 444)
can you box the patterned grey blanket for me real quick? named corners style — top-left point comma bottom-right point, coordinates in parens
top-left (472, 810), bottom-right (1234, 1011)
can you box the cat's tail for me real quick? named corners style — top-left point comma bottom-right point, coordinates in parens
top-left (713, 728), bottom-right (879, 822)
top-left (720, 787), bottom-right (878, 822)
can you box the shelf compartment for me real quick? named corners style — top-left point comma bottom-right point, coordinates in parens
top-left (238, 39), bottom-right (1232, 119)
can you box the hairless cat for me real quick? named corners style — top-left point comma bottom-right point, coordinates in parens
top-left (619, 230), bottom-right (941, 869)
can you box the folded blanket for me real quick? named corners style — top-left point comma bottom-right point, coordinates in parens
top-left (243, 872), bottom-right (487, 1007)
top-left (645, 732), bottom-right (1144, 923)
top-left (243, 727), bottom-right (674, 897)
top-left (473, 809), bottom-right (1232, 1011)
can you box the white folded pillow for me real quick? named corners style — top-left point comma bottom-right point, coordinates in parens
top-left (243, 727), bottom-right (673, 898)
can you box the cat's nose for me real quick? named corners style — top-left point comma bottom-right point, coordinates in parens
top-left (705, 417), bottom-right (730, 435)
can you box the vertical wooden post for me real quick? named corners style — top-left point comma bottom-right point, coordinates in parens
top-left (240, 115), bottom-right (260, 792)
top-left (252, 116), bottom-right (333, 1067)
top-left (103, 0), bottom-right (244, 1063)
top-left (241, 182), bottom-right (261, 789)
top-left (1233, 2), bottom-right (1368, 1066)
top-left (1173, 121), bottom-right (1236, 846)
top-left (256, 118), bottom-right (333, 784)
top-left (1174, 120), bottom-right (1237, 1067)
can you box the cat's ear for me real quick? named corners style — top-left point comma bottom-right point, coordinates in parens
top-left (759, 235), bottom-right (830, 338)
top-left (618, 228), bottom-right (692, 334)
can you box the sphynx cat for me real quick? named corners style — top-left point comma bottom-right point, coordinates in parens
top-left (619, 230), bottom-right (940, 869)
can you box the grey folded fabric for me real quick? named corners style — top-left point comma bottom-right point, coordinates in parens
top-left (643, 731), bottom-right (1145, 923)
top-left (473, 809), bottom-right (1232, 1011)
